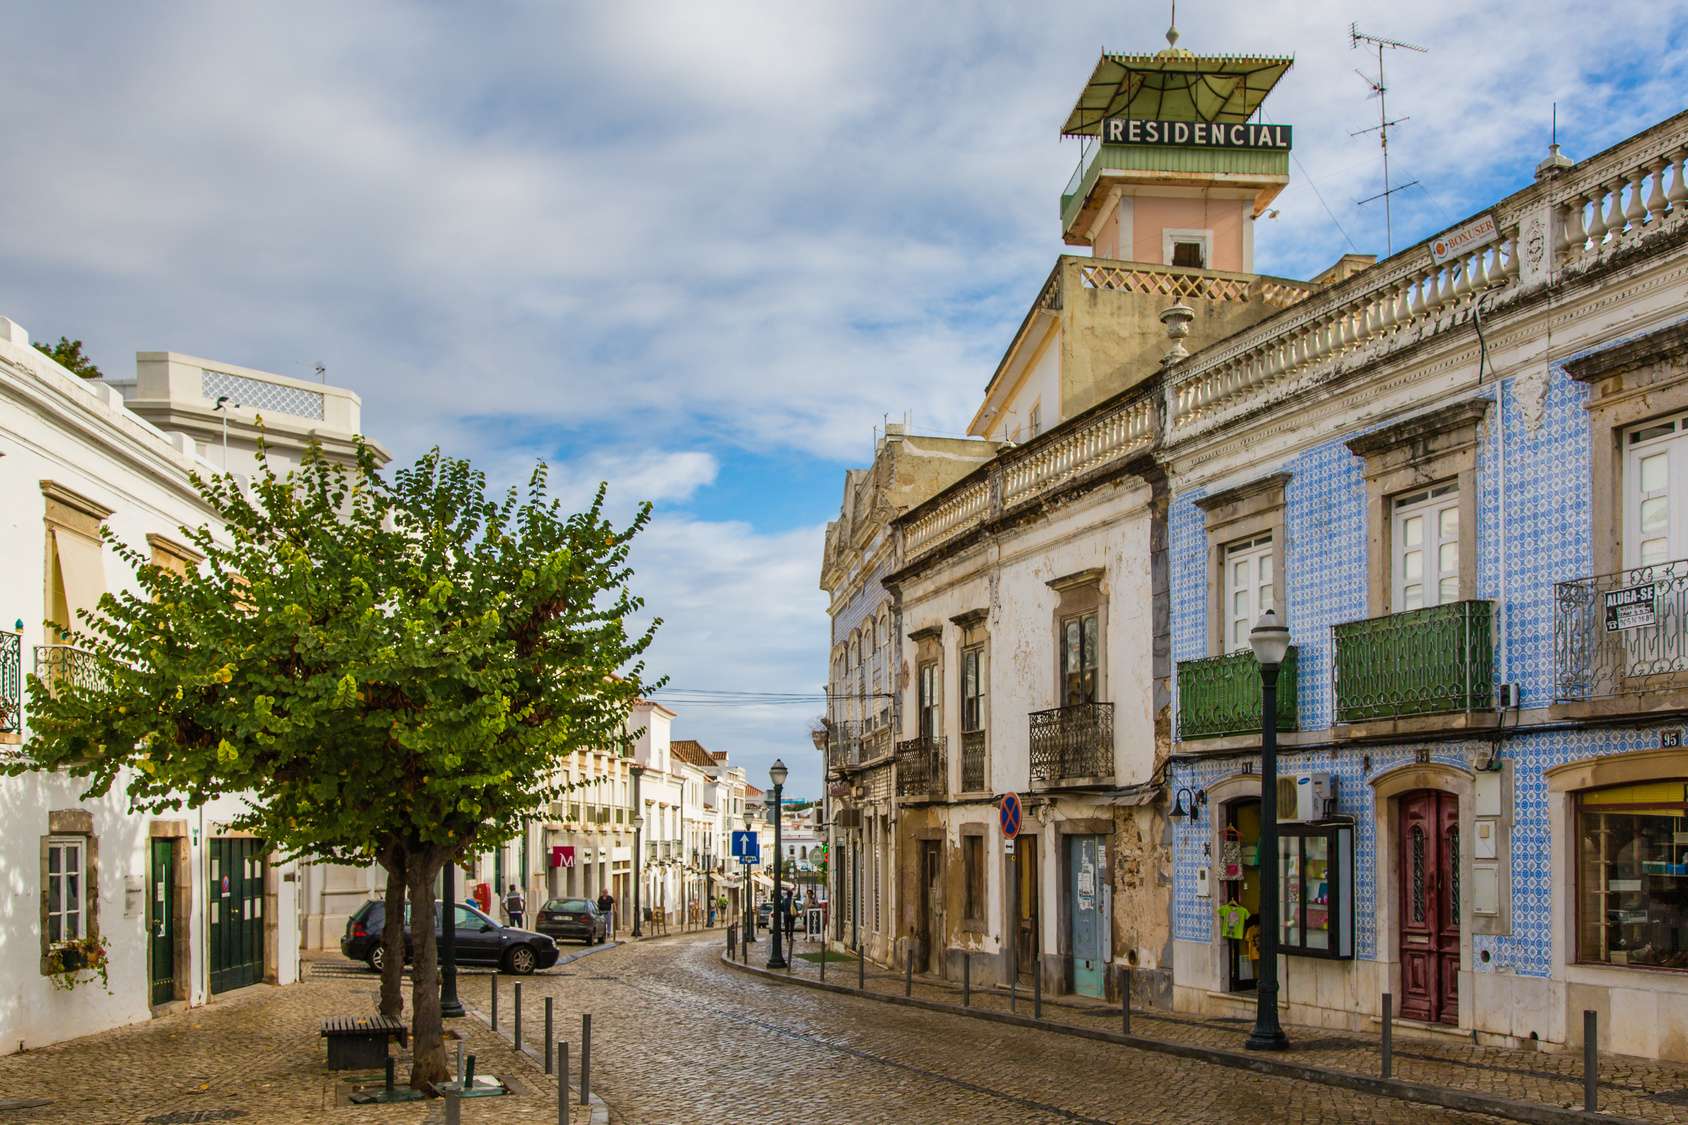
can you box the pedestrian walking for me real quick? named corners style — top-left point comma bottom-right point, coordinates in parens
top-left (782, 889), bottom-right (797, 944)
top-left (504, 883), bottom-right (526, 929)
top-left (596, 888), bottom-right (615, 937)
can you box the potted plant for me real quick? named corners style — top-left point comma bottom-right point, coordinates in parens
top-left (46, 933), bottom-right (111, 993)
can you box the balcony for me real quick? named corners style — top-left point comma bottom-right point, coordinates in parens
top-left (895, 736), bottom-right (945, 800)
top-left (1061, 141), bottom-right (1290, 236)
top-left (32, 644), bottom-right (104, 699)
top-left (1555, 561), bottom-right (1688, 702)
top-left (1, 629), bottom-right (19, 742)
top-left (1177, 647), bottom-right (1300, 741)
top-left (1332, 601), bottom-right (1494, 724)
top-left (1028, 702), bottom-right (1114, 787)
top-left (960, 729), bottom-right (987, 792)
top-left (827, 722), bottom-right (861, 773)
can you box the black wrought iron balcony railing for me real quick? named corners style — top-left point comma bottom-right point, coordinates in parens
top-left (1, 630), bottom-right (20, 739)
top-left (1177, 647), bottom-right (1300, 740)
top-left (1028, 702), bottom-right (1114, 787)
top-left (827, 723), bottom-right (862, 772)
top-left (895, 736), bottom-right (946, 799)
top-left (960, 729), bottom-right (987, 792)
top-left (1554, 560), bottom-right (1688, 701)
top-left (1332, 600), bottom-right (1494, 724)
top-left (32, 644), bottom-right (105, 699)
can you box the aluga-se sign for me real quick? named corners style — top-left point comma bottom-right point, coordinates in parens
top-left (1102, 116), bottom-right (1292, 151)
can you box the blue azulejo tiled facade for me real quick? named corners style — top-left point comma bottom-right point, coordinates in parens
top-left (1166, 329), bottom-right (1688, 1053)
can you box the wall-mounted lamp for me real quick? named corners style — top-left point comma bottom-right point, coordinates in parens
top-left (1169, 786), bottom-right (1207, 820)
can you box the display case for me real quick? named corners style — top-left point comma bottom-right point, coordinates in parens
top-left (1278, 821), bottom-right (1354, 959)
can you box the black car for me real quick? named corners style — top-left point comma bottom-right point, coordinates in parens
top-left (535, 898), bottom-right (609, 945)
top-left (341, 900), bottom-right (561, 974)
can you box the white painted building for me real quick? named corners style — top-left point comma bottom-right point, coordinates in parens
top-left (0, 320), bottom-right (366, 1051)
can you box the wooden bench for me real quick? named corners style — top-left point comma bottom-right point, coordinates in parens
top-left (321, 1015), bottom-right (408, 1070)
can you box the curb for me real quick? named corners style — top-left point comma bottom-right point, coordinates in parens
top-left (719, 953), bottom-right (1645, 1125)
top-left (465, 1003), bottom-right (611, 1125)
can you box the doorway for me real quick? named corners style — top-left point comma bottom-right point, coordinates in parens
top-left (1398, 790), bottom-right (1460, 1025)
top-left (1013, 835), bottom-right (1040, 983)
top-left (1066, 834), bottom-right (1106, 999)
top-left (918, 840), bottom-right (943, 974)
top-left (1221, 798), bottom-right (1262, 992)
top-left (149, 838), bottom-right (177, 1006)
top-left (209, 837), bottom-right (266, 995)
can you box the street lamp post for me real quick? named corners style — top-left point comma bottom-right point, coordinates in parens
top-left (767, 759), bottom-right (789, 970)
top-left (631, 764), bottom-right (645, 939)
top-left (440, 859), bottom-right (465, 1019)
top-left (1246, 608), bottom-right (1291, 1052)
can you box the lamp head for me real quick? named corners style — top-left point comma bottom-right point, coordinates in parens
top-left (1249, 608), bottom-right (1291, 669)
top-left (769, 759), bottom-right (788, 788)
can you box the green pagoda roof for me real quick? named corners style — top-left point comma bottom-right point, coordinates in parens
top-left (1061, 50), bottom-right (1294, 136)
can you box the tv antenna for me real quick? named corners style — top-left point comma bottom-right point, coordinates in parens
top-left (1349, 23), bottom-right (1427, 256)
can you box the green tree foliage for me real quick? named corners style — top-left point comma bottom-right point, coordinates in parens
top-left (14, 440), bottom-right (660, 1089)
top-left (32, 336), bottom-right (103, 379)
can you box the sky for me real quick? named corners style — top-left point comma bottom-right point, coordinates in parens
top-left (4, 1), bottom-right (1685, 798)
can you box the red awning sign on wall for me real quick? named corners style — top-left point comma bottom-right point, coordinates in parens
top-left (550, 845), bottom-right (576, 869)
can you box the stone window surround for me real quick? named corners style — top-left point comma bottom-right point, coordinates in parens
top-left (959, 826), bottom-right (988, 931)
top-left (1563, 321), bottom-right (1688, 581)
top-left (951, 608), bottom-right (990, 795)
top-left (1195, 474), bottom-right (1289, 657)
top-left (40, 808), bottom-right (98, 975)
top-left (145, 533), bottom-right (203, 576)
top-left (1048, 568), bottom-right (1108, 707)
top-left (1546, 748), bottom-right (1688, 1005)
top-left (1346, 400), bottom-right (1490, 618)
top-left (149, 819), bottom-right (192, 1005)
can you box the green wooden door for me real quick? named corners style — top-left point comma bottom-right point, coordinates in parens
top-left (149, 839), bottom-right (176, 1005)
top-left (209, 838), bottom-right (265, 994)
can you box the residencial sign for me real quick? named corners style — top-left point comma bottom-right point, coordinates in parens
top-left (1430, 213), bottom-right (1499, 265)
top-left (1604, 583), bottom-right (1659, 632)
top-left (1101, 116), bottom-right (1292, 151)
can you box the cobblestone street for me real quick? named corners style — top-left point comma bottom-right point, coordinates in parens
top-left (0, 932), bottom-right (1647, 1124)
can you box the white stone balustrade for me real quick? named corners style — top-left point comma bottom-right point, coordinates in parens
top-left (902, 476), bottom-right (991, 561)
top-left (1556, 146), bottom-right (1687, 256)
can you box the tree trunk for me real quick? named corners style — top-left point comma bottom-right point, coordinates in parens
top-left (377, 842), bottom-right (407, 1020)
top-left (405, 847), bottom-right (450, 1091)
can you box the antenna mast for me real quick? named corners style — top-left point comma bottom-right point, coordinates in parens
top-left (1349, 22), bottom-right (1427, 256)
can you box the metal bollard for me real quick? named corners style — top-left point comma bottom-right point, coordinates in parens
top-left (820, 941), bottom-right (826, 982)
top-left (445, 1085), bottom-right (462, 1125)
top-left (455, 1040), bottom-right (465, 1084)
top-left (581, 1013), bottom-right (592, 1106)
top-left (1122, 967), bottom-right (1132, 1036)
top-left (1010, 970), bottom-right (1017, 1013)
top-left (545, 996), bottom-right (555, 1074)
top-left (384, 1057), bottom-right (395, 1094)
top-left (558, 1041), bottom-right (569, 1125)
top-left (963, 953), bottom-right (971, 1007)
top-left (465, 1053), bottom-right (476, 1087)
top-left (1381, 993), bottom-right (1393, 1079)
top-left (491, 973), bottom-right (499, 1030)
top-left (859, 945), bottom-right (866, 990)
top-left (1034, 961), bottom-right (1042, 1019)
top-left (905, 948), bottom-right (913, 997)
top-left (514, 982), bottom-right (523, 1053)
top-left (1584, 1009), bottom-right (1598, 1112)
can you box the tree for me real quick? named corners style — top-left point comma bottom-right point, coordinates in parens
top-left (33, 336), bottom-right (103, 379)
top-left (14, 440), bottom-right (659, 1090)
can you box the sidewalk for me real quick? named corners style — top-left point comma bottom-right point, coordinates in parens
top-left (729, 931), bottom-right (1688, 1125)
top-left (0, 970), bottom-right (592, 1124)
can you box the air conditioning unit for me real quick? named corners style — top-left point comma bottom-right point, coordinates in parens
top-left (1277, 772), bottom-right (1335, 822)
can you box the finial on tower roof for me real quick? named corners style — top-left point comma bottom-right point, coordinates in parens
top-left (1167, 0), bottom-right (1179, 49)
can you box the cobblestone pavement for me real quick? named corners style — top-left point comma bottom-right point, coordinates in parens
top-left (748, 931), bottom-right (1688, 1123)
top-left (453, 933), bottom-right (1517, 1124)
top-left (0, 970), bottom-right (589, 1125)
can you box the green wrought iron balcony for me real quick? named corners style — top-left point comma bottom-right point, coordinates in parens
top-left (1176, 647), bottom-right (1299, 741)
top-left (1333, 600), bottom-right (1495, 724)
top-left (1, 629), bottom-right (20, 742)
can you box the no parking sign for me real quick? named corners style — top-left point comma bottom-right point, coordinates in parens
top-left (999, 791), bottom-right (1022, 854)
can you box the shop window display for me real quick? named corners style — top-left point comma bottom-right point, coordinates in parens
top-left (1578, 780), bottom-right (1688, 970)
top-left (1276, 822), bottom-right (1354, 959)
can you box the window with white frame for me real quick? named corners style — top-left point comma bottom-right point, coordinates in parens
top-left (1625, 414), bottom-right (1688, 569)
top-left (961, 646), bottom-right (985, 732)
top-left (918, 661), bottom-right (940, 742)
top-left (1392, 483), bottom-right (1460, 610)
top-left (1223, 533), bottom-right (1275, 651)
top-left (46, 836), bottom-right (86, 943)
top-left (1163, 229), bottom-right (1212, 269)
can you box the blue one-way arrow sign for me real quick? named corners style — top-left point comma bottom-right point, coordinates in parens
top-left (731, 830), bottom-right (760, 863)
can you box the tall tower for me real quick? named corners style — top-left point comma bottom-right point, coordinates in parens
top-left (1059, 24), bottom-right (1293, 274)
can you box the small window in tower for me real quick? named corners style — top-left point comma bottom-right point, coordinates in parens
top-left (1172, 240), bottom-right (1205, 269)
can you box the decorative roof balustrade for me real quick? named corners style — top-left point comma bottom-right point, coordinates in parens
top-left (1166, 113), bottom-right (1688, 443)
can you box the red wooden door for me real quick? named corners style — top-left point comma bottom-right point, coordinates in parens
top-left (1399, 791), bottom-right (1461, 1025)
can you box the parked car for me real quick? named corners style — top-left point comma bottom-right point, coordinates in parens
top-left (536, 898), bottom-right (608, 945)
top-left (341, 899), bottom-right (561, 974)
top-left (756, 901), bottom-right (773, 930)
